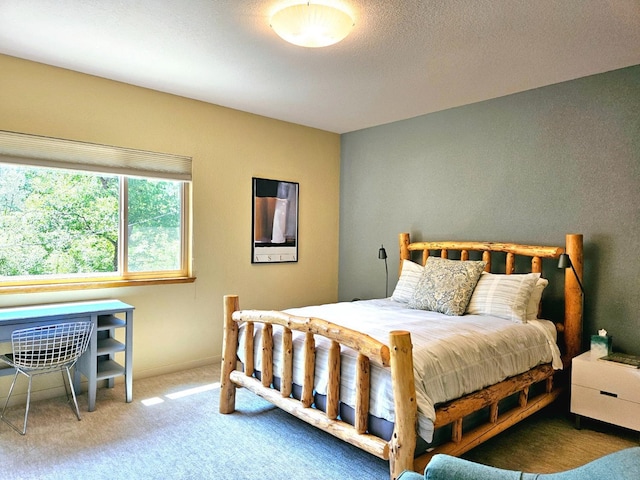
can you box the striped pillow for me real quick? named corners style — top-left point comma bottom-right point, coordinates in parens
top-left (391, 260), bottom-right (424, 303)
top-left (466, 272), bottom-right (541, 323)
top-left (526, 277), bottom-right (549, 321)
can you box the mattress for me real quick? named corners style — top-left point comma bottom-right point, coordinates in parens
top-left (237, 298), bottom-right (562, 442)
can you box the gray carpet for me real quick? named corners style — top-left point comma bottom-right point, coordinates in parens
top-left (462, 400), bottom-right (638, 473)
top-left (0, 365), bottom-right (388, 480)
top-left (0, 364), bottom-right (636, 479)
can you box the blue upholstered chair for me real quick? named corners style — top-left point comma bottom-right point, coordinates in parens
top-left (397, 447), bottom-right (640, 480)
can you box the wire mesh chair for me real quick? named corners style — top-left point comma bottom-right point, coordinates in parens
top-left (0, 321), bottom-right (94, 434)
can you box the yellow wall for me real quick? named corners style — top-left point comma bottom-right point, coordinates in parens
top-left (0, 54), bottom-right (340, 382)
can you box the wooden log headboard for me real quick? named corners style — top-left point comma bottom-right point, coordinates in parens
top-left (398, 233), bottom-right (584, 367)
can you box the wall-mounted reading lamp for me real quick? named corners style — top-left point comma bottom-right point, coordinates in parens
top-left (557, 253), bottom-right (584, 293)
top-left (378, 245), bottom-right (388, 298)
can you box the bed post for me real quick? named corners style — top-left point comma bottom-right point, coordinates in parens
top-left (564, 234), bottom-right (584, 365)
top-left (388, 330), bottom-right (417, 480)
top-left (399, 233), bottom-right (411, 277)
top-left (220, 294), bottom-right (240, 414)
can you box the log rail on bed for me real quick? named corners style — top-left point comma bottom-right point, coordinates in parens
top-left (219, 296), bottom-right (418, 476)
top-left (220, 233), bottom-right (583, 479)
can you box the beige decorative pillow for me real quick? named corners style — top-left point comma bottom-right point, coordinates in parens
top-left (466, 272), bottom-right (541, 323)
top-left (408, 257), bottom-right (486, 316)
top-left (391, 260), bottom-right (424, 303)
top-left (526, 277), bottom-right (549, 321)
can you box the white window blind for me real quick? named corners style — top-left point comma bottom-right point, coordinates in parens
top-left (0, 130), bottom-right (192, 181)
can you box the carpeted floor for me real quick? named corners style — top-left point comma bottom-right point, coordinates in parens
top-left (461, 398), bottom-right (638, 473)
top-left (0, 364), bottom-right (636, 479)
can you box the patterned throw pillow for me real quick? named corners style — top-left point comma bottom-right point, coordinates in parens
top-left (408, 257), bottom-right (487, 316)
top-left (466, 272), bottom-right (541, 323)
top-left (391, 260), bottom-right (424, 303)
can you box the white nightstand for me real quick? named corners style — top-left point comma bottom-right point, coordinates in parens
top-left (571, 351), bottom-right (640, 432)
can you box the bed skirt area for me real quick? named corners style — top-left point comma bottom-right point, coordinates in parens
top-left (251, 365), bottom-right (558, 460)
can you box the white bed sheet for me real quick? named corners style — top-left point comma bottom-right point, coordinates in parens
top-left (237, 299), bottom-right (562, 442)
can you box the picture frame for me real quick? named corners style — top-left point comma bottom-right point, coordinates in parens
top-left (252, 177), bottom-right (299, 263)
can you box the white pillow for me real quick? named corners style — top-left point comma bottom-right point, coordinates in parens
top-left (526, 277), bottom-right (549, 321)
top-left (391, 260), bottom-right (424, 303)
top-left (466, 272), bottom-right (541, 323)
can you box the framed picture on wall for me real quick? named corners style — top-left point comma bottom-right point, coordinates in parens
top-left (252, 177), bottom-right (299, 263)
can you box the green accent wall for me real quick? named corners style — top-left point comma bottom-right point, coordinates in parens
top-left (340, 65), bottom-right (640, 354)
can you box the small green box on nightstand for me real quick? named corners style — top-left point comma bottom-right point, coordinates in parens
top-left (590, 332), bottom-right (612, 359)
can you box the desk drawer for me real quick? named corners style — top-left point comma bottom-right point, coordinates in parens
top-left (0, 316), bottom-right (92, 340)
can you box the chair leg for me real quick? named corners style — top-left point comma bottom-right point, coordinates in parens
top-left (22, 376), bottom-right (32, 434)
top-left (1, 371), bottom-right (17, 416)
top-left (61, 369), bottom-right (72, 403)
top-left (3, 367), bottom-right (82, 435)
top-left (1, 370), bottom-right (31, 435)
top-left (64, 366), bottom-right (82, 421)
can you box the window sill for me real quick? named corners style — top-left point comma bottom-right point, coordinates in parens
top-left (0, 276), bottom-right (196, 295)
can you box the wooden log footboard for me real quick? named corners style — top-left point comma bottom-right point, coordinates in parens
top-left (220, 294), bottom-right (418, 479)
top-left (219, 233), bottom-right (584, 479)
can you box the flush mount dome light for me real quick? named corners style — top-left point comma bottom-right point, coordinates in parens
top-left (270, 2), bottom-right (354, 48)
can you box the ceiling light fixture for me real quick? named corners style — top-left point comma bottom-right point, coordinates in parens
top-left (270, 2), bottom-right (354, 48)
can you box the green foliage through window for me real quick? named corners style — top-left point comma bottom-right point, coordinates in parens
top-left (128, 177), bottom-right (181, 272)
top-left (0, 164), bottom-right (185, 280)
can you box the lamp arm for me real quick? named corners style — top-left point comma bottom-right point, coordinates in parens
top-left (570, 263), bottom-right (585, 294)
top-left (384, 257), bottom-right (388, 297)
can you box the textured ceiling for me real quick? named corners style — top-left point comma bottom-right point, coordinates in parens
top-left (1, 0), bottom-right (639, 133)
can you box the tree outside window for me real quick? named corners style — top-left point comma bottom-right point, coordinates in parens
top-left (0, 163), bottom-right (186, 283)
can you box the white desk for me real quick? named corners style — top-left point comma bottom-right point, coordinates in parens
top-left (0, 300), bottom-right (134, 412)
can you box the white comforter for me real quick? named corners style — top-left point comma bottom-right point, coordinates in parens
top-left (237, 298), bottom-right (562, 442)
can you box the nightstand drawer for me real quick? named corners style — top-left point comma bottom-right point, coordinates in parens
top-left (572, 358), bottom-right (640, 402)
top-left (571, 384), bottom-right (640, 431)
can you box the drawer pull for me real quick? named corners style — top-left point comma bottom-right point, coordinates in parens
top-left (600, 390), bottom-right (618, 398)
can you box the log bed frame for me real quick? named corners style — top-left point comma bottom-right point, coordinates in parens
top-left (220, 233), bottom-right (584, 479)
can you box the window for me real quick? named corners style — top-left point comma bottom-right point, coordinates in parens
top-left (127, 177), bottom-right (184, 273)
top-left (0, 131), bottom-right (192, 292)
